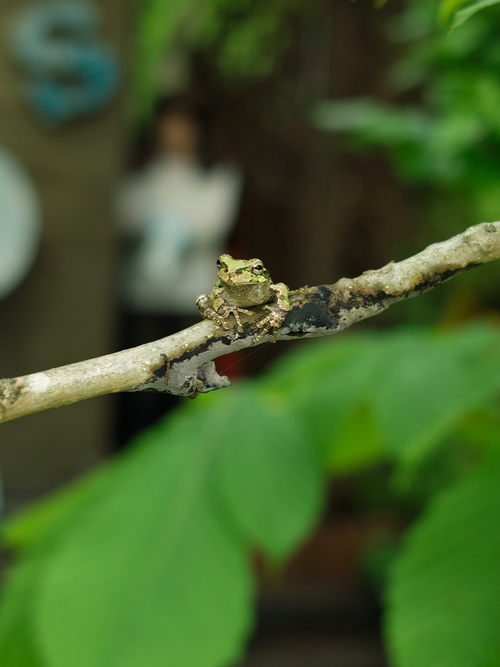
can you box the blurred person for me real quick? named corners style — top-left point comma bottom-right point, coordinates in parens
top-left (115, 96), bottom-right (243, 445)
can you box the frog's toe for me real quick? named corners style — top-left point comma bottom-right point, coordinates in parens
top-left (203, 309), bottom-right (230, 329)
top-left (196, 294), bottom-right (210, 314)
top-left (256, 314), bottom-right (283, 331)
top-left (252, 328), bottom-right (268, 343)
top-left (253, 309), bottom-right (286, 343)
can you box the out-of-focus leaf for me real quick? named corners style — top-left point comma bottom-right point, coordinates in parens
top-left (0, 468), bottom-right (111, 667)
top-left (0, 377), bottom-right (323, 667)
top-left (475, 75), bottom-right (500, 135)
top-left (314, 0), bottom-right (500, 193)
top-left (213, 385), bottom-right (324, 560)
top-left (312, 98), bottom-right (430, 145)
top-left (386, 460), bottom-right (500, 667)
top-left (451, 0), bottom-right (500, 29)
top-left (269, 325), bottom-right (500, 472)
top-left (194, 0), bottom-right (305, 80)
top-left (2, 324), bottom-right (500, 667)
top-left (0, 468), bottom-right (121, 666)
top-left (371, 326), bottom-right (500, 467)
top-left (427, 112), bottom-right (484, 157)
top-left (133, 0), bottom-right (193, 115)
top-left (0, 550), bottom-right (47, 667)
top-left (439, 0), bottom-right (470, 22)
top-left (3, 466), bottom-right (109, 550)
top-left (266, 334), bottom-right (373, 394)
top-left (133, 0), bottom-right (307, 115)
top-left (456, 406), bottom-right (500, 451)
top-left (266, 334), bottom-right (384, 462)
top-left (327, 402), bottom-right (386, 473)
top-left (36, 413), bottom-right (253, 667)
top-left (0, 475), bottom-right (3, 534)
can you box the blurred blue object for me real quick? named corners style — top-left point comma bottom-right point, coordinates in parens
top-left (0, 148), bottom-right (42, 300)
top-left (10, 1), bottom-right (120, 124)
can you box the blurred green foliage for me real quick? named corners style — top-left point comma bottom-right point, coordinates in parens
top-left (314, 2), bottom-right (500, 189)
top-left (388, 457), bottom-right (500, 667)
top-left (443, 0), bottom-right (500, 29)
top-left (1, 3), bottom-right (500, 667)
top-left (133, 0), bottom-right (305, 116)
top-left (133, 0), bottom-right (500, 117)
top-left (313, 1), bottom-right (500, 202)
top-left (133, 0), bottom-right (188, 116)
top-left (313, 0), bottom-right (500, 325)
top-left (1, 324), bottom-right (500, 667)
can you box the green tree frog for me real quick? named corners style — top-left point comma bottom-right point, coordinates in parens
top-left (196, 254), bottom-right (290, 342)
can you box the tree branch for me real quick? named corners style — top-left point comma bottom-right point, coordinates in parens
top-left (1, 221), bottom-right (499, 424)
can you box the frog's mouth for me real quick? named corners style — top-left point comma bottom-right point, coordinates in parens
top-left (220, 272), bottom-right (252, 284)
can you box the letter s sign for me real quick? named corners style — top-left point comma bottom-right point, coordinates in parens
top-left (10, 1), bottom-right (120, 125)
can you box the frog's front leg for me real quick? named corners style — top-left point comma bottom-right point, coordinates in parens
top-left (226, 305), bottom-right (254, 332)
top-left (254, 282), bottom-right (290, 343)
top-left (196, 289), bottom-right (229, 329)
top-left (197, 289), bottom-right (253, 334)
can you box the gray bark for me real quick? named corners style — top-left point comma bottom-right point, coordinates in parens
top-left (1, 221), bottom-right (498, 424)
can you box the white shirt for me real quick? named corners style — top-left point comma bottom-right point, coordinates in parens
top-left (117, 156), bottom-right (242, 314)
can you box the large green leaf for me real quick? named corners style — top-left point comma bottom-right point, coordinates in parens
top-left (327, 402), bottom-right (385, 473)
top-left (36, 412), bottom-right (253, 667)
top-left (371, 326), bottom-right (500, 466)
top-left (3, 466), bottom-right (109, 551)
top-left (265, 333), bottom-right (373, 394)
top-left (267, 326), bottom-right (500, 471)
top-left (451, 0), bottom-right (500, 29)
top-left (3, 325), bottom-right (500, 667)
top-left (266, 334), bottom-right (384, 463)
top-left (439, 0), bottom-right (471, 21)
top-left (0, 470), bottom-right (111, 667)
top-left (2, 382), bottom-right (325, 667)
top-left (386, 460), bottom-right (500, 667)
top-left (212, 385), bottom-right (324, 559)
top-left (0, 553), bottom-right (45, 667)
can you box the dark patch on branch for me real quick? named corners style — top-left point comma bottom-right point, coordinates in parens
top-left (175, 337), bottom-right (215, 365)
top-left (284, 286), bottom-right (337, 336)
top-left (152, 353), bottom-right (169, 383)
top-left (278, 261), bottom-right (481, 341)
top-left (332, 288), bottom-right (391, 311)
top-left (411, 263), bottom-right (480, 295)
top-left (221, 333), bottom-right (236, 346)
top-left (283, 284), bottom-right (392, 336)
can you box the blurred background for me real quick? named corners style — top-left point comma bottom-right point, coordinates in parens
top-left (1, 1), bottom-right (500, 666)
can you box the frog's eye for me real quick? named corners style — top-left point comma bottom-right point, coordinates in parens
top-left (216, 258), bottom-right (222, 268)
top-left (252, 263), bottom-right (264, 275)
